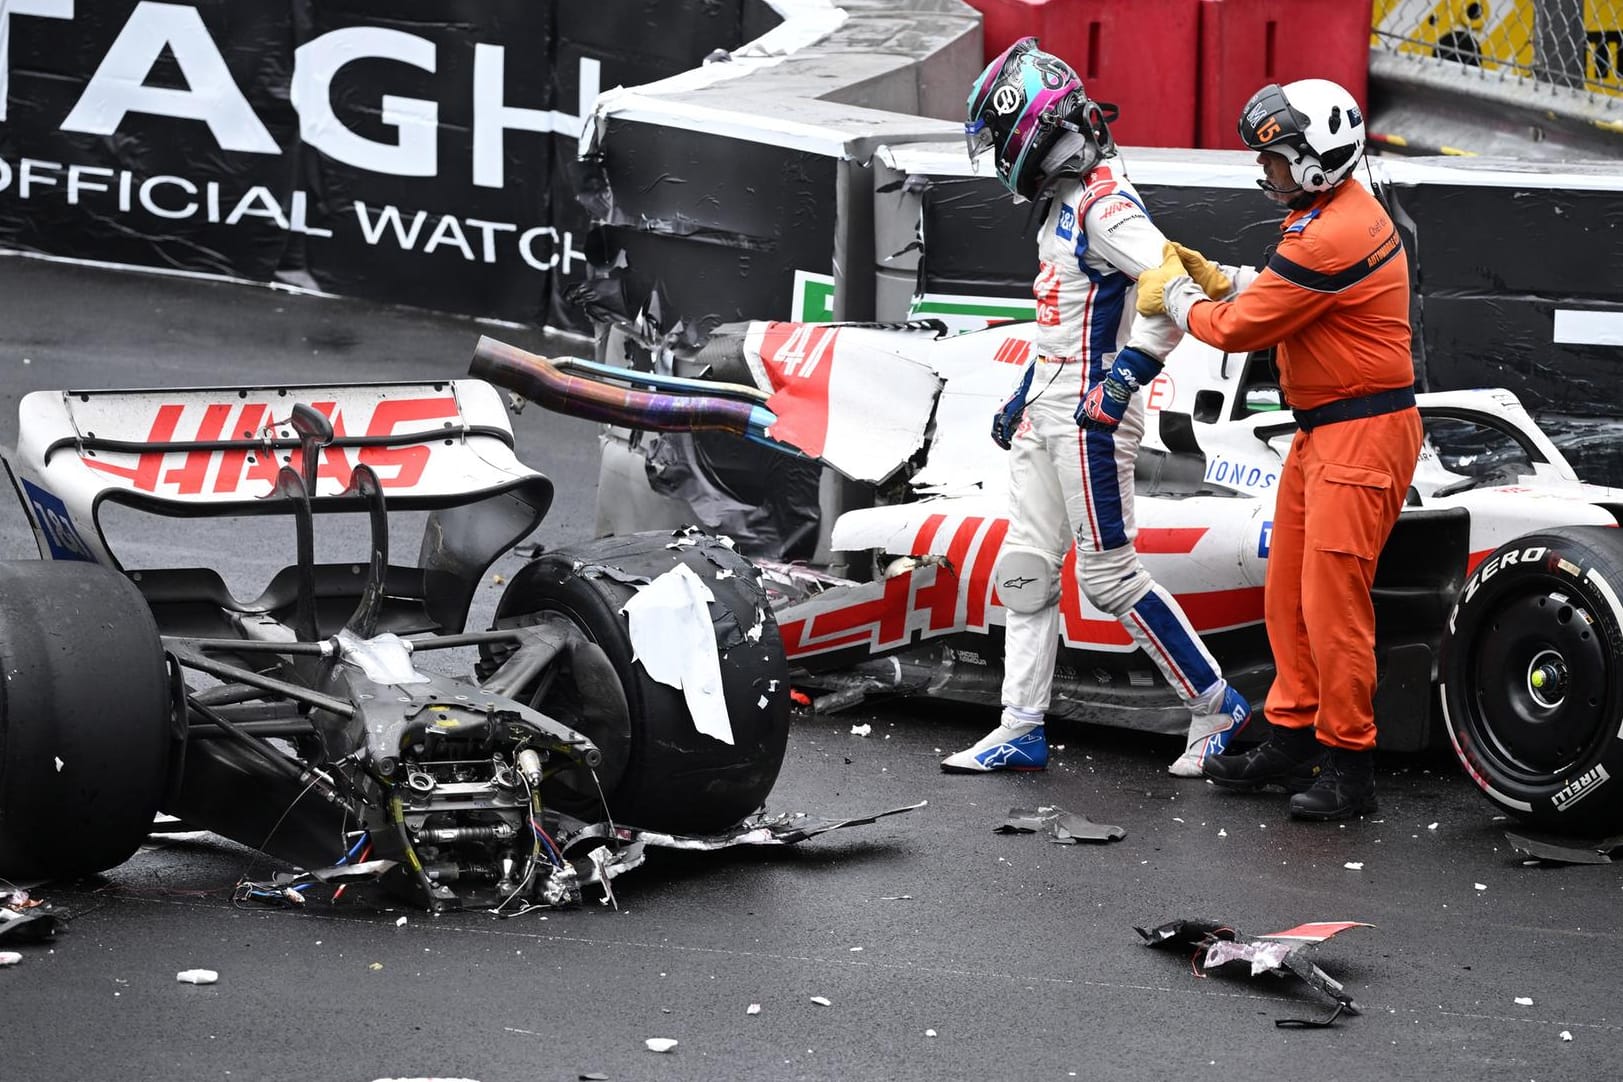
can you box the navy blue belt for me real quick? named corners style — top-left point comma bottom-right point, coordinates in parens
top-left (1292, 385), bottom-right (1416, 432)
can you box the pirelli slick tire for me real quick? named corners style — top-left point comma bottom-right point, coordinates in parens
top-left (490, 530), bottom-right (791, 834)
top-left (0, 560), bottom-right (172, 880)
top-left (1441, 526), bottom-right (1623, 835)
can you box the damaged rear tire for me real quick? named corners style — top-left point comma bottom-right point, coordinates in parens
top-left (0, 560), bottom-right (172, 880)
top-left (489, 530), bottom-right (791, 834)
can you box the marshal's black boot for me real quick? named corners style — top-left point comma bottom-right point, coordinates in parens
top-left (1288, 747), bottom-right (1378, 821)
top-left (1201, 723), bottom-right (1322, 793)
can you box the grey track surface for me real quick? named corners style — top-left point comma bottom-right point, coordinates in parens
top-left (1, 254), bottom-right (1620, 1082)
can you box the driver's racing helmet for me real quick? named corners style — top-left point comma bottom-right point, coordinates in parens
top-left (1237, 78), bottom-right (1365, 200)
top-left (965, 37), bottom-right (1115, 202)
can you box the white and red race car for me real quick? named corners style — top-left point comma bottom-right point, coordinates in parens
top-left (593, 317), bottom-right (1623, 836)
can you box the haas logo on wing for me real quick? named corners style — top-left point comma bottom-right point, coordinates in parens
top-left (82, 396), bottom-right (461, 495)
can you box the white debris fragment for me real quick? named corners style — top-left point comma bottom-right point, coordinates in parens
top-left (716, 568), bottom-right (735, 579)
top-left (925, 1029), bottom-right (938, 1038)
top-left (1515, 997), bottom-right (1534, 1006)
top-left (1217, 828), bottom-right (1228, 838)
top-left (396, 916), bottom-right (408, 927)
top-left (644, 1037), bottom-right (678, 1053)
top-left (1344, 862), bottom-right (1364, 870)
top-left (746, 1003), bottom-right (761, 1015)
top-left (758, 695), bottom-right (769, 709)
top-left (1474, 883), bottom-right (1487, 891)
top-left (0, 952), bottom-right (21, 966)
top-left (849, 946), bottom-right (863, 952)
top-left (1560, 1030), bottom-right (1573, 1041)
top-left (54, 757), bottom-right (64, 772)
top-left (176, 969), bottom-right (219, 985)
top-left (1427, 822), bottom-right (1439, 831)
top-left (850, 723), bottom-right (872, 737)
top-left (620, 564), bottom-right (735, 745)
top-left (810, 996), bottom-right (832, 1007)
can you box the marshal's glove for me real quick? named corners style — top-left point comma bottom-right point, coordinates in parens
top-left (991, 362), bottom-right (1036, 449)
top-left (1168, 241), bottom-right (1234, 301)
top-left (1134, 245), bottom-right (1188, 318)
top-left (1137, 242), bottom-right (1235, 318)
top-left (1077, 346), bottom-right (1163, 431)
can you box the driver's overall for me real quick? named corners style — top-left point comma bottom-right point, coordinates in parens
top-left (1001, 164), bottom-right (1228, 718)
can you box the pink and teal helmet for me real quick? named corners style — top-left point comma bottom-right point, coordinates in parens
top-left (965, 37), bottom-right (1114, 201)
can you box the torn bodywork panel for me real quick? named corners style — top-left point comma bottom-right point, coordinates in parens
top-left (1136, 919), bottom-right (1373, 1025)
top-left (1504, 830), bottom-right (1623, 865)
top-left (996, 805), bottom-right (1125, 844)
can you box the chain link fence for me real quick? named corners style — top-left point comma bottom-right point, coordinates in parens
top-left (1373, 0), bottom-right (1623, 100)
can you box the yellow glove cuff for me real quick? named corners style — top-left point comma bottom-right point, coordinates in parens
top-left (1170, 240), bottom-right (1234, 300)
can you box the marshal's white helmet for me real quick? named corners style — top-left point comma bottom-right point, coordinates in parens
top-left (1237, 78), bottom-right (1365, 194)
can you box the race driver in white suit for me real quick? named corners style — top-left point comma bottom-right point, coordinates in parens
top-left (943, 36), bottom-right (1252, 777)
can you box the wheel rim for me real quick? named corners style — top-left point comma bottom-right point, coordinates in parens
top-left (1466, 589), bottom-right (1612, 781)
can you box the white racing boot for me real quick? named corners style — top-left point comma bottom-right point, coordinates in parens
top-left (1168, 683), bottom-right (1252, 777)
top-left (941, 708), bottom-right (1049, 773)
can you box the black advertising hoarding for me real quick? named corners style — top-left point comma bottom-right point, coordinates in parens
top-left (0, 0), bottom-right (302, 282)
top-left (0, 1), bottom-right (751, 327)
top-left (294, 0), bottom-right (557, 323)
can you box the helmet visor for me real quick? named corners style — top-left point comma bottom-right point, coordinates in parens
top-left (1237, 83), bottom-right (1312, 156)
top-left (964, 117), bottom-right (997, 171)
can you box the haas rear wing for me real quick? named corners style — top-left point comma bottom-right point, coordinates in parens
top-left (5, 379), bottom-right (546, 565)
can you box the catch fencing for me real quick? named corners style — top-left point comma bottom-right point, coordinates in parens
top-left (1373, 0), bottom-right (1623, 102)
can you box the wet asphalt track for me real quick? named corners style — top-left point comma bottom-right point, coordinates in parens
top-left (1, 255), bottom-right (1621, 1082)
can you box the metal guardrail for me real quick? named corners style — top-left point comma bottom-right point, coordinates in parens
top-left (1373, 0), bottom-right (1623, 105)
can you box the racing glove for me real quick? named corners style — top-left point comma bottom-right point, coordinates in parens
top-left (991, 362), bottom-right (1036, 449)
top-left (1077, 347), bottom-right (1163, 432)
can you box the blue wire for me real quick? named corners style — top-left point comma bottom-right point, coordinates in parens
top-left (531, 820), bottom-right (565, 868)
top-left (341, 832), bottom-right (370, 864)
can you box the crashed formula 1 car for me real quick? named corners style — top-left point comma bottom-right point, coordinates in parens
top-left (587, 317), bottom-right (1623, 836)
top-left (0, 345), bottom-right (917, 912)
